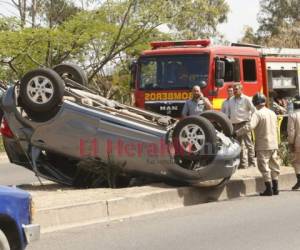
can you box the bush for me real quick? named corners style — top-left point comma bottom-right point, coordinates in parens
top-left (278, 136), bottom-right (291, 167)
top-left (74, 156), bottom-right (128, 188)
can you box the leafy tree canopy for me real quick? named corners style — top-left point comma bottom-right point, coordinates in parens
top-left (241, 0), bottom-right (300, 48)
top-left (0, 0), bottom-right (229, 99)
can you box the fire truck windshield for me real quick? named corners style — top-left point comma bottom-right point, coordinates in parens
top-left (138, 54), bottom-right (209, 90)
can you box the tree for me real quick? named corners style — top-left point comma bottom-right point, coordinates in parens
top-left (240, 26), bottom-right (261, 45)
top-left (263, 21), bottom-right (300, 47)
top-left (0, 16), bottom-right (20, 31)
top-left (165, 0), bottom-right (229, 39)
top-left (80, 0), bottom-right (229, 80)
top-left (11, 0), bottom-right (27, 28)
top-left (257, 0), bottom-right (300, 37)
top-left (32, 0), bottom-right (81, 27)
top-left (0, 0), bottom-right (230, 98)
top-left (241, 0), bottom-right (300, 48)
top-left (10, 0), bottom-right (82, 28)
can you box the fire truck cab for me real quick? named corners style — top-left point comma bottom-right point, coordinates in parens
top-left (131, 39), bottom-right (300, 120)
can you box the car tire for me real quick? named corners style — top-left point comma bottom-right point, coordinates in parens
top-left (172, 116), bottom-right (217, 161)
top-left (19, 68), bottom-right (65, 116)
top-left (53, 63), bottom-right (88, 86)
top-left (24, 108), bottom-right (61, 122)
top-left (0, 229), bottom-right (10, 250)
top-left (199, 110), bottom-right (233, 137)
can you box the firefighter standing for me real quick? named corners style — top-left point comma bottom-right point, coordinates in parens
top-left (287, 95), bottom-right (300, 190)
top-left (228, 82), bottom-right (256, 168)
top-left (236, 93), bottom-right (280, 196)
top-left (182, 85), bottom-right (213, 117)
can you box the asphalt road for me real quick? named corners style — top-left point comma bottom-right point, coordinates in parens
top-left (0, 160), bottom-right (39, 186)
top-left (28, 191), bottom-right (300, 250)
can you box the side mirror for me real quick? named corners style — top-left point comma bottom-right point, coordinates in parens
top-left (129, 61), bottom-right (137, 89)
top-left (215, 58), bottom-right (225, 87)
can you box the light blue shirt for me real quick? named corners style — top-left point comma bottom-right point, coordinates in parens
top-left (182, 98), bottom-right (206, 116)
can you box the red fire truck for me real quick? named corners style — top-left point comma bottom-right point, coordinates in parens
top-left (131, 39), bottom-right (300, 118)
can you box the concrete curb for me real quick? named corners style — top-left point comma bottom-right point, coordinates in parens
top-left (1, 149), bottom-right (296, 232)
top-left (33, 172), bottom-right (296, 234)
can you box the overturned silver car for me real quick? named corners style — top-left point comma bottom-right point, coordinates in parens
top-left (0, 64), bottom-right (240, 188)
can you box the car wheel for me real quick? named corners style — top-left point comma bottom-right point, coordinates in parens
top-left (199, 110), bottom-right (233, 137)
top-left (53, 63), bottom-right (88, 86)
top-left (172, 116), bottom-right (217, 161)
top-left (19, 68), bottom-right (65, 119)
top-left (0, 229), bottom-right (10, 250)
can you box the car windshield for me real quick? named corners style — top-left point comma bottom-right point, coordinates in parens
top-left (138, 54), bottom-right (209, 90)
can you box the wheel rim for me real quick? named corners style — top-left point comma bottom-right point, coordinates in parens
top-left (179, 124), bottom-right (206, 154)
top-left (26, 76), bottom-right (54, 104)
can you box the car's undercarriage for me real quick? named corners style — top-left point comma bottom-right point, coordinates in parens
top-left (0, 64), bottom-right (241, 188)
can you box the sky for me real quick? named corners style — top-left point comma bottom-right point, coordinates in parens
top-left (0, 0), bottom-right (260, 43)
top-left (218, 0), bottom-right (260, 42)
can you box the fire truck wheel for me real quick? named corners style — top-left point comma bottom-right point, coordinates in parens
top-left (172, 116), bottom-right (217, 161)
top-left (199, 110), bottom-right (233, 137)
top-left (19, 68), bottom-right (65, 118)
top-left (53, 63), bottom-right (88, 87)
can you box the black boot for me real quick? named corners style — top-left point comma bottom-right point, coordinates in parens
top-left (260, 182), bottom-right (273, 196)
top-left (272, 180), bottom-right (279, 195)
top-left (292, 174), bottom-right (300, 190)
